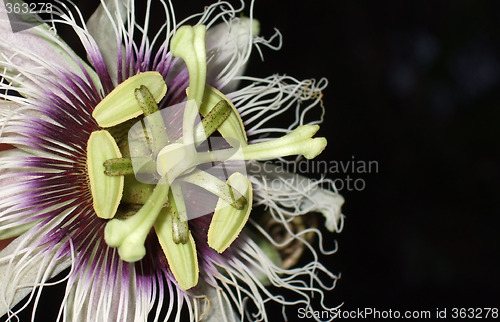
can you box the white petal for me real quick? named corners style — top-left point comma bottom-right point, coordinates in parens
top-left (305, 188), bottom-right (345, 232)
top-left (0, 100), bottom-right (20, 119)
top-left (0, 0), bottom-right (100, 93)
top-left (87, 0), bottom-right (128, 85)
top-left (60, 237), bottom-right (155, 322)
top-left (248, 161), bottom-right (345, 232)
top-left (228, 75), bottom-right (328, 140)
top-left (0, 233), bottom-right (72, 318)
top-left (195, 282), bottom-right (237, 322)
top-left (206, 18), bottom-right (259, 92)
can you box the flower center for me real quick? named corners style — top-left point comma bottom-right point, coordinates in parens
top-left (85, 24), bottom-right (327, 290)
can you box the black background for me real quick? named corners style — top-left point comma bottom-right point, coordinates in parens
top-left (4, 0), bottom-right (500, 321)
top-left (249, 0), bottom-right (500, 316)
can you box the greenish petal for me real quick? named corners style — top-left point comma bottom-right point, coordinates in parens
top-left (247, 161), bottom-right (344, 232)
top-left (86, 0), bottom-right (128, 85)
top-left (0, 236), bottom-right (72, 317)
top-left (0, 220), bottom-right (41, 240)
top-left (0, 0), bottom-right (101, 92)
top-left (206, 18), bottom-right (260, 92)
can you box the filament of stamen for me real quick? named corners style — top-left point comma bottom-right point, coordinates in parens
top-left (200, 85), bottom-right (248, 145)
top-left (180, 169), bottom-right (247, 210)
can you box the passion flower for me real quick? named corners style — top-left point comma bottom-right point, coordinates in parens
top-left (0, 0), bottom-right (344, 320)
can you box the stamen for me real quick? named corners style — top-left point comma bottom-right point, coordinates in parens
top-left (170, 25), bottom-right (207, 108)
top-left (154, 193), bottom-right (199, 290)
top-left (180, 169), bottom-right (246, 210)
top-left (87, 130), bottom-right (124, 219)
top-left (92, 71), bottom-right (167, 127)
top-left (208, 172), bottom-right (252, 253)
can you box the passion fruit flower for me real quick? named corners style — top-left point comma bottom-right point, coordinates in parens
top-left (0, 0), bottom-right (344, 321)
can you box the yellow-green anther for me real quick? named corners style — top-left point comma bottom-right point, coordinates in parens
top-left (181, 169), bottom-right (246, 210)
top-left (92, 71), bottom-right (167, 127)
top-left (104, 182), bottom-right (169, 262)
top-left (238, 125), bottom-right (327, 160)
top-left (104, 158), bottom-right (134, 176)
top-left (200, 85), bottom-right (247, 146)
top-left (136, 85), bottom-right (170, 156)
top-left (170, 183), bottom-right (189, 244)
top-left (208, 172), bottom-right (253, 253)
top-left (154, 201), bottom-right (199, 290)
top-left (87, 130), bottom-right (124, 219)
top-left (170, 25), bottom-right (207, 108)
top-left (193, 99), bottom-right (232, 146)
